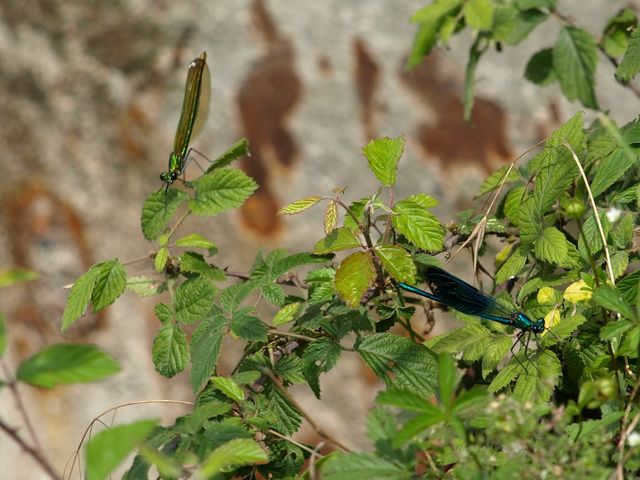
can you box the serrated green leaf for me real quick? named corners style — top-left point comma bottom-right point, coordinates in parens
top-left (314, 227), bottom-right (361, 254)
top-left (578, 212), bottom-right (610, 260)
top-left (553, 27), bottom-right (598, 109)
top-left (593, 285), bottom-right (636, 320)
top-left (303, 337), bottom-right (341, 373)
top-left (211, 376), bottom-right (245, 402)
top-left (611, 251), bottom-right (629, 279)
top-left (271, 252), bottom-right (330, 279)
top-left (126, 276), bottom-right (162, 297)
top-left (0, 268), bottom-right (38, 288)
top-left (375, 245), bottom-right (416, 284)
top-left (393, 200), bottom-right (444, 252)
top-left (591, 148), bottom-right (637, 197)
top-left (273, 302), bottom-right (301, 326)
top-left (194, 438), bottom-right (268, 479)
top-left (141, 189), bottom-right (187, 241)
top-left (616, 27), bottom-right (640, 84)
top-left (602, 8), bottom-right (637, 57)
top-left (534, 227), bottom-right (568, 266)
top-left (264, 384), bottom-right (303, 434)
top-left (154, 247), bottom-right (168, 272)
top-left (261, 282), bottom-right (286, 306)
top-left (231, 310), bottom-right (268, 341)
top-left (17, 344), bottom-right (121, 388)
top-left (496, 246), bottom-right (527, 284)
top-left (540, 314), bottom-right (587, 347)
top-left (335, 252), bottom-right (375, 308)
top-left (220, 281), bottom-right (257, 313)
top-left (437, 353), bottom-right (456, 410)
top-left (154, 303), bottom-right (172, 324)
top-left (464, 0), bottom-right (493, 30)
top-left (357, 333), bottom-right (437, 396)
top-left (504, 186), bottom-right (526, 225)
top-left (189, 168), bottom-right (258, 216)
top-left (86, 420), bottom-right (157, 480)
top-left (179, 251), bottom-right (226, 281)
top-left (488, 359), bottom-right (521, 392)
top-left (61, 264), bottom-right (101, 332)
top-left (174, 278), bottom-right (216, 323)
top-left (362, 136), bottom-right (405, 187)
top-left (376, 388), bottom-right (436, 413)
top-left (600, 319), bottom-right (633, 341)
top-left (513, 350), bottom-right (560, 402)
top-left (525, 48), bottom-right (556, 85)
top-left (152, 324), bottom-right (188, 377)
top-left (175, 233), bottom-right (217, 250)
top-left (91, 260), bottom-right (126, 312)
top-left (205, 138), bottom-right (250, 172)
top-left (321, 452), bottom-right (412, 480)
top-left (279, 195), bottom-right (322, 215)
top-left (190, 312), bottom-right (226, 392)
top-left (478, 165), bottom-right (521, 196)
top-left (406, 193), bottom-right (439, 208)
top-left (481, 335), bottom-right (512, 378)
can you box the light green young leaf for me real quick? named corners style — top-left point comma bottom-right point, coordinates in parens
top-left (279, 195), bottom-right (322, 215)
top-left (590, 148), bottom-right (637, 197)
top-left (478, 165), bottom-right (521, 196)
top-left (61, 264), bottom-right (101, 332)
top-left (174, 278), bottom-right (216, 323)
top-left (464, 0), bottom-right (494, 30)
top-left (91, 260), bottom-right (126, 312)
top-left (335, 252), bottom-right (376, 308)
top-left (314, 227), bottom-right (361, 254)
top-left (553, 27), bottom-right (598, 109)
top-left (17, 344), bottom-right (121, 388)
top-left (273, 302), bottom-right (301, 326)
top-left (375, 245), bottom-right (416, 284)
top-left (533, 227), bottom-right (569, 266)
top-left (408, 0), bottom-right (463, 67)
top-left (357, 333), bottom-right (437, 396)
top-left (154, 247), bottom-right (168, 273)
top-left (141, 189), bottom-right (187, 241)
top-left (190, 312), bottom-right (226, 392)
top-left (393, 200), bottom-right (444, 252)
top-left (362, 136), bottom-right (405, 187)
top-left (195, 439), bottom-right (268, 479)
top-left (175, 233), bottom-right (217, 251)
top-left (0, 268), bottom-right (38, 288)
top-left (189, 168), bottom-right (258, 216)
top-left (211, 376), bottom-right (245, 402)
top-left (86, 420), bottom-right (157, 480)
top-left (324, 200), bottom-right (338, 234)
top-left (615, 27), bottom-right (640, 84)
top-left (321, 452), bottom-right (412, 480)
top-left (205, 138), bottom-right (250, 172)
top-left (152, 324), bottom-right (188, 377)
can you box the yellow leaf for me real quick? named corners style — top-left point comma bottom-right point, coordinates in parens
top-left (563, 279), bottom-right (592, 304)
top-left (543, 308), bottom-right (561, 334)
top-left (537, 286), bottom-right (556, 304)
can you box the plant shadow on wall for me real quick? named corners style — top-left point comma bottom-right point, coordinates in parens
top-left (1, 1), bottom-right (640, 479)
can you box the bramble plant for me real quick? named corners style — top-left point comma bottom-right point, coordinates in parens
top-left (1, 1), bottom-right (640, 479)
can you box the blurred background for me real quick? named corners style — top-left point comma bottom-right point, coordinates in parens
top-left (0, 0), bottom-right (637, 477)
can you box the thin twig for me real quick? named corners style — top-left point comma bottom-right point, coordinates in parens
top-left (0, 359), bottom-right (41, 450)
top-left (0, 419), bottom-right (60, 480)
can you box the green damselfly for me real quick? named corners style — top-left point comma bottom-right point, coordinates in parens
top-left (160, 51), bottom-right (211, 186)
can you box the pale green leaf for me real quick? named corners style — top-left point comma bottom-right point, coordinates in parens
top-left (154, 247), bottom-right (168, 272)
top-left (478, 166), bottom-right (521, 196)
top-left (362, 136), bottom-right (405, 187)
top-left (61, 264), bottom-right (101, 332)
top-left (534, 227), bottom-right (569, 266)
top-left (0, 268), bottom-right (38, 288)
top-left (314, 227), bottom-right (361, 254)
top-left (211, 376), bottom-right (245, 402)
top-left (126, 276), bottom-right (162, 297)
top-left (496, 246), bottom-right (527, 284)
top-left (175, 233), bottom-right (217, 251)
top-left (393, 200), bottom-right (444, 252)
top-left (279, 195), bottom-right (322, 215)
top-left (152, 324), bottom-right (188, 377)
top-left (273, 302), bottom-right (301, 326)
top-left (375, 245), bottom-right (416, 284)
top-left (335, 252), bottom-right (376, 308)
top-left (324, 201), bottom-right (338, 234)
top-left (464, 0), bottom-right (494, 30)
top-left (91, 260), bottom-right (126, 312)
top-left (553, 27), bottom-right (598, 108)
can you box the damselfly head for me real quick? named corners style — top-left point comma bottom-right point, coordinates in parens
top-left (532, 319), bottom-right (545, 334)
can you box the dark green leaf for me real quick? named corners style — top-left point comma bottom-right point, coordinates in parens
top-left (190, 312), bottom-right (226, 392)
top-left (152, 324), bottom-right (188, 377)
top-left (91, 260), bottom-right (126, 312)
top-left (231, 309), bottom-right (268, 341)
top-left (463, 37), bottom-right (484, 121)
top-left (180, 251), bottom-right (226, 281)
top-left (593, 285), bottom-right (636, 320)
top-left (17, 344), bottom-right (121, 388)
top-left (154, 303), bottom-right (172, 324)
top-left (376, 388), bottom-right (437, 413)
top-left (553, 27), bottom-right (598, 109)
top-left (321, 452), bottom-right (411, 480)
top-left (175, 278), bottom-right (216, 323)
top-left (408, 0), bottom-right (463, 67)
top-left (591, 148), bottom-right (637, 197)
top-left (195, 438), bottom-right (268, 478)
top-left (525, 48), bottom-right (556, 85)
top-left (61, 264), bottom-right (101, 332)
top-left (141, 189), bottom-right (187, 241)
top-left (437, 353), bottom-right (456, 410)
top-left (616, 27), bottom-right (640, 84)
top-left (357, 333), bottom-right (437, 396)
top-left (205, 138), bottom-right (250, 172)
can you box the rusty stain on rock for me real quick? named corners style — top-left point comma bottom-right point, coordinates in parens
top-left (399, 53), bottom-right (512, 173)
top-left (236, 0), bottom-right (303, 236)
